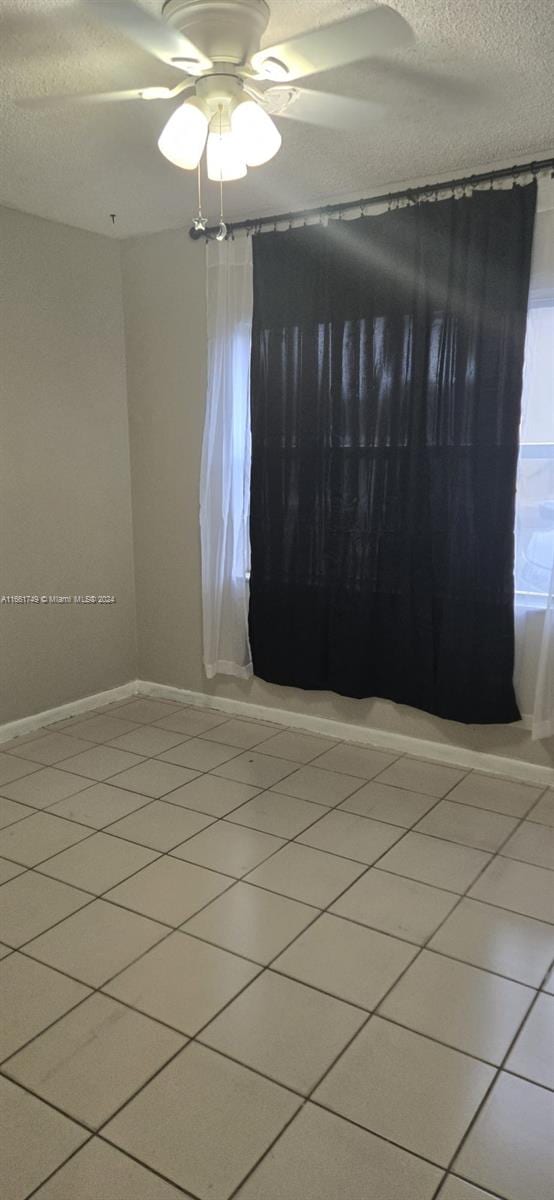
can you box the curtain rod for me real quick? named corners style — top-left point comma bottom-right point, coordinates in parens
top-left (189, 155), bottom-right (554, 241)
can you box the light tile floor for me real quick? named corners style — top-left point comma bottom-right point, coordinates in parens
top-left (0, 697), bottom-right (552, 1200)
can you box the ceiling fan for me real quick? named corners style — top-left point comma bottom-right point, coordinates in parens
top-left (25, 1), bottom-right (415, 183)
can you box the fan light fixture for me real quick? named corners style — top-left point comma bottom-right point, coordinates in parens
top-left (158, 88), bottom-right (281, 177)
top-left (230, 96), bottom-right (282, 166)
top-left (207, 125), bottom-right (247, 182)
top-left (157, 96), bottom-right (209, 169)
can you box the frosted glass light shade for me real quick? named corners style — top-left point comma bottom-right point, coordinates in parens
top-left (207, 130), bottom-right (247, 182)
top-left (230, 98), bottom-right (281, 166)
top-left (158, 98), bottom-right (208, 170)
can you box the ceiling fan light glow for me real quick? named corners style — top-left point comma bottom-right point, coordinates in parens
top-left (158, 97), bottom-right (209, 169)
top-left (207, 129), bottom-right (247, 182)
top-left (230, 98), bottom-right (281, 166)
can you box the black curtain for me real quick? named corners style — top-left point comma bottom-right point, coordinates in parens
top-left (248, 183), bottom-right (537, 724)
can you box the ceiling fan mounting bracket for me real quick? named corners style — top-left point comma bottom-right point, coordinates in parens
top-left (162, 0), bottom-right (270, 66)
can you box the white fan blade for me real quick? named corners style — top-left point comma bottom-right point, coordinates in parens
top-left (264, 86), bottom-right (384, 131)
top-left (81, 0), bottom-right (212, 73)
top-left (15, 83), bottom-right (191, 109)
top-left (252, 5), bottom-right (414, 83)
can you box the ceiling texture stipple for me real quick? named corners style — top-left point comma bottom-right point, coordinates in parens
top-left (0, 0), bottom-right (553, 237)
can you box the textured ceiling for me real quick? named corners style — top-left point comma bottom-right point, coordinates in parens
top-left (1, 0), bottom-right (553, 237)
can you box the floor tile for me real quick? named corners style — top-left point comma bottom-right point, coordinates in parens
top-left (272, 764), bottom-right (365, 806)
top-left (259, 730), bottom-right (339, 763)
top-left (25, 899), bottom-right (167, 985)
top-left (200, 718), bottom-right (280, 749)
top-left (245, 842), bottom-right (365, 907)
top-left (339, 779), bottom-right (438, 826)
top-left (447, 773), bottom-right (542, 818)
top-left (201, 969), bottom-right (365, 1094)
top-left (235, 1102), bottom-right (442, 1200)
top-left (429, 898), bottom-right (554, 986)
top-left (108, 726), bottom-right (189, 757)
top-left (377, 832), bottom-right (491, 893)
top-left (332, 868), bottom-right (458, 943)
top-left (104, 1042), bottom-right (301, 1200)
top-left (0, 812), bottom-right (91, 866)
top-left (107, 800), bottom-right (213, 851)
top-left (58, 745), bottom-right (145, 781)
top-left (0, 857), bottom-right (24, 884)
top-left (227, 791), bottom-right (326, 838)
top-left (314, 1016), bottom-right (494, 1167)
top-left (380, 950), bottom-right (534, 1064)
top-left (172, 821), bottom-right (284, 876)
top-left (32, 1138), bottom-right (189, 1200)
top-left (500, 821), bottom-right (554, 870)
top-left (505, 994), bottom-right (554, 1088)
top-left (114, 699), bottom-right (184, 724)
top-left (415, 800), bottom-right (518, 852)
top-left (183, 881), bottom-right (317, 964)
top-left (0, 752), bottom-right (39, 786)
top-left (274, 912), bottom-right (417, 1009)
top-left (312, 744), bottom-right (398, 779)
top-left (106, 856), bottom-right (231, 926)
top-left (0, 952), bottom-right (90, 1061)
top-left (106, 760), bottom-right (200, 798)
top-left (0, 1075), bottom-right (87, 1200)
top-left (0, 795), bottom-right (34, 829)
top-left (0, 871), bottom-right (89, 947)
top-left (469, 858), bottom-right (554, 922)
top-left (39, 832), bottom-right (159, 893)
top-left (212, 751), bottom-right (300, 788)
top-left (5, 992), bottom-right (184, 1129)
top-left (159, 738), bottom-right (242, 771)
top-left (154, 707), bottom-right (230, 736)
top-left (64, 713), bottom-right (143, 742)
top-left (297, 810), bottom-right (404, 864)
top-left (455, 1072), bottom-right (554, 1200)
top-left (438, 1179), bottom-right (502, 1200)
top-left (48, 781), bottom-right (152, 828)
top-left (374, 758), bottom-right (466, 797)
top-left (0, 942), bottom-right (12, 957)
top-left (6, 731), bottom-right (96, 765)
top-left (105, 930), bottom-right (259, 1035)
top-left (161, 774), bottom-right (260, 817)
top-left (0, 766), bottom-right (92, 808)
top-left (528, 789), bottom-right (554, 828)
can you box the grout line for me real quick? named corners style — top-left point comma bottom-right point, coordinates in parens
top-left (1, 711), bottom-right (551, 1198)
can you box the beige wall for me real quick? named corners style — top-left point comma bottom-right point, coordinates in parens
top-left (0, 207), bottom-right (136, 723)
top-left (121, 226), bottom-right (554, 771)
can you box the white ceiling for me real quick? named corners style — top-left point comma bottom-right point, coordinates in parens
top-left (1, 0), bottom-right (553, 238)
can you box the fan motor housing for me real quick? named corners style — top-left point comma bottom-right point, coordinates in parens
top-left (162, 0), bottom-right (270, 64)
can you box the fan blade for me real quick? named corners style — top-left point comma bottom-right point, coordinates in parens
top-left (15, 82), bottom-right (192, 109)
top-left (81, 0), bottom-right (212, 73)
top-left (263, 86), bottom-right (383, 131)
top-left (252, 5), bottom-right (414, 82)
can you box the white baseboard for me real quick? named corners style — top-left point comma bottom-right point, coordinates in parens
top-left (139, 680), bottom-right (554, 788)
top-left (1, 677), bottom-right (551, 788)
top-left (0, 681), bottom-right (140, 746)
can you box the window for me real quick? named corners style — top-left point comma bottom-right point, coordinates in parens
top-left (515, 300), bottom-right (554, 609)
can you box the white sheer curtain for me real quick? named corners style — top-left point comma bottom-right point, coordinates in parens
top-left (200, 236), bottom-right (253, 679)
top-left (514, 196), bottom-right (554, 738)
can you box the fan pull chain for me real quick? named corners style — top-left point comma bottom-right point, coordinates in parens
top-left (192, 161), bottom-right (207, 233)
top-left (215, 105), bottom-right (227, 241)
